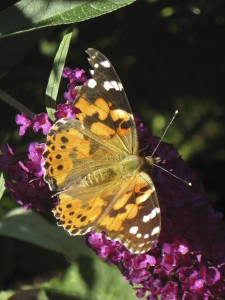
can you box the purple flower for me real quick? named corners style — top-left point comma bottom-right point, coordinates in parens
top-left (26, 142), bottom-right (45, 177)
top-left (62, 67), bottom-right (87, 83)
top-left (62, 67), bottom-right (87, 102)
top-left (15, 112), bottom-right (32, 136)
top-left (15, 112), bottom-right (52, 136)
top-left (0, 144), bottom-right (16, 174)
top-left (0, 142), bottom-right (56, 211)
top-left (33, 113), bottom-right (51, 135)
top-left (54, 103), bottom-right (80, 120)
top-left (86, 117), bottom-right (225, 299)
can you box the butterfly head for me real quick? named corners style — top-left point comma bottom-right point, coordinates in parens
top-left (145, 156), bottom-right (161, 167)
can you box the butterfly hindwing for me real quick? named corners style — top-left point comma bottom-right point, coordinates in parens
top-left (97, 172), bottom-right (161, 253)
top-left (53, 171), bottom-right (160, 253)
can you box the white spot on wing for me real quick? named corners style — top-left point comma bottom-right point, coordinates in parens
top-left (139, 243), bottom-right (145, 248)
top-left (142, 207), bottom-right (160, 223)
top-left (103, 80), bottom-right (122, 91)
top-left (94, 63), bottom-right (99, 68)
top-left (144, 234), bottom-right (149, 239)
top-left (142, 214), bottom-right (151, 223)
top-left (151, 226), bottom-right (160, 236)
top-left (118, 82), bottom-right (123, 91)
top-left (114, 109), bottom-right (130, 118)
top-left (129, 226), bottom-right (138, 234)
top-left (137, 233), bottom-right (142, 238)
top-left (103, 81), bottom-right (112, 91)
top-left (110, 80), bottom-right (122, 91)
top-left (88, 79), bottom-right (97, 88)
top-left (100, 60), bottom-right (110, 68)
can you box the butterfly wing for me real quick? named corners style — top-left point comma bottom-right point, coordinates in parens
top-left (43, 117), bottom-right (123, 191)
top-left (44, 49), bottom-right (139, 190)
top-left (53, 177), bottom-right (124, 235)
top-left (75, 48), bottom-right (138, 155)
top-left (97, 171), bottom-right (160, 253)
top-left (53, 170), bottom-right (160, 253)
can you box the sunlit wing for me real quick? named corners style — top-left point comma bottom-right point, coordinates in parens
top-left (53, 171), bottom-right (161, 254)
top-left (97, 171), bottom-right (161, 253)
top-left (75, 48), bottom-right (138, 155)
top-left (43, 117), bottom-right (125, 191)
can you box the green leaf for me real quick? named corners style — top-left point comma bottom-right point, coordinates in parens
top-left (0, 173), bottom-right (5, 201)
top-left (45, 30), bottom-right (73, 121)
top-left (45, 259), bottom-right (139, 300)
top-left (0, 208), bottom-right (93, 260)
top-left (0, 291), bottom-right (14, 300)
top-left (91, 259), bottom-right (139, 300)
top-left (4, 259), bottom-right (140, 300)
top-left (0, 0), bottom-right (136, 39)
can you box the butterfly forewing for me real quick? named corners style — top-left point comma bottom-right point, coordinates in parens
top-left (43, 117), bottom-right (125, 191)
top-left (43, 48), bottom-right (161, 254)
top-left (85, 49), bottom-right (132, 113)
top-left (75, 48), bottom-right (138, 155)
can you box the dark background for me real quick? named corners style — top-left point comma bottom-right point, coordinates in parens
top-left (1, 0), bottom-right (225, 295)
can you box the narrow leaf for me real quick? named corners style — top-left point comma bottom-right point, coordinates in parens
top-left (0, 173), bottom-right (5, 200)
top-left (0, 208), bottom-right (92, 260)
top-left (0, 0), bottom-right (136, 38)
top-left (45, 30), bottom-right (73, 121)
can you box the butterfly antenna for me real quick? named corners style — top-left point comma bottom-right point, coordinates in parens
top-left (153, 163), bottom-right (192, 186)
top-left (151, 110), bottom-right (178, 158)
top-left (151, 110), bottom-right (192, 186)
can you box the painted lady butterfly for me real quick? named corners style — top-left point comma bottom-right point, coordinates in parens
top-left (43, 49), bottom-right (161, 253)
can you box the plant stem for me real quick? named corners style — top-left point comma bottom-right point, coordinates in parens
top-left (0, 89), bottom-right (35, 119)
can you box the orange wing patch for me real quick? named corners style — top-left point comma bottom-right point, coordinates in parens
top-left (43, 120), bottom-right (92, 190)
top-left (110, 109), bottom-right (131, 136)
top-left (74, 89), bottom-right (136, 154)
top-left (54, 192), bottom-right (107, 235)
top-left (76, 97), bottom-right (110, 123)
top-left (91, 122), bottom-right (116, 137)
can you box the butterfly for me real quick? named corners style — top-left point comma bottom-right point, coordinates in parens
top-left (43, 49), bottom-right (161, 253)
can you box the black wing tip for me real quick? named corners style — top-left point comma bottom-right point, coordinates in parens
top-left (86, 48), bottom-right (98, 57)
top-left (86, 48), bottom-right (109, 64)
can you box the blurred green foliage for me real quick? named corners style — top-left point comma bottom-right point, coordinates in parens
top-left (0, 0), bottom-right (225, 299)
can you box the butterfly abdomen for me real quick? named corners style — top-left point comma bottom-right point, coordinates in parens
top-left (81, 155), bottom-right (144, 186)
top-left (81, 167), bottom-right (117, 186)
